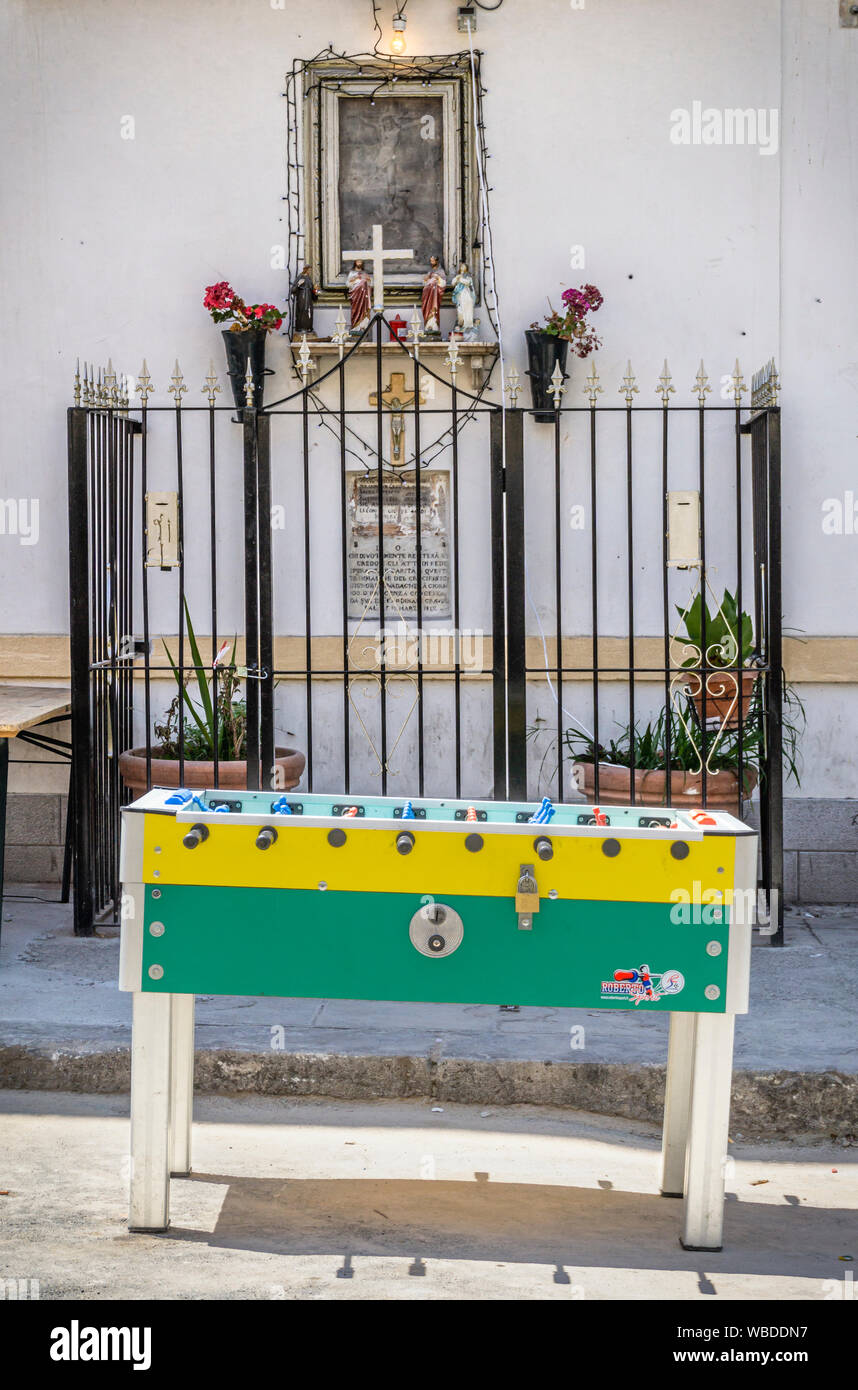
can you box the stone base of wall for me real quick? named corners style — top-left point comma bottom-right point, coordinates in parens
top-left (4, 794), bottom-right (68, 884)
top-left (4, 793), bottom-right (857, 904)
top-left (744, 798), bottom-right (858, 904)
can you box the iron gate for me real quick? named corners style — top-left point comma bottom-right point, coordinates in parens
top-left (67, 329), bottom-right (784, 939)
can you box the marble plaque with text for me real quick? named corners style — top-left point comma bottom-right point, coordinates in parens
top-left (347, 471), bottom-right (451, 620)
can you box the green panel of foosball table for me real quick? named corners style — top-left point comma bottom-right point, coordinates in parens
top-left (140, 885), bottom-right (730, 1012)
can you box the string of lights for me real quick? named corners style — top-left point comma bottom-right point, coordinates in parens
top-left (370, 0), bottom-right (383, 54)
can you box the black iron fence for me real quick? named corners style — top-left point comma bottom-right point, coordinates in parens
top-left (67, 326), bottom-right (784, 939)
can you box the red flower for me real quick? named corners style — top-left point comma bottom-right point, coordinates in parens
top-left (203, 281), bottom-right (234, 311)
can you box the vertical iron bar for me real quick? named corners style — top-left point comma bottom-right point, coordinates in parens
top-left (95, 409), bottom-right (106, 907)
top-left (698, 401), bottom-right (708, 804)
top-left (67, 406), bottom-right (94, 935)
top-left (140, 404), bottom-right (152, 788)
top-left (122, 418), bottom-right (133, 798)
top-left (504, 408), bottom-right (526, 799)
top-left (89, 410), bottom-right (100, 908)
top-left (451, 376), bottom-right (462, 798)
top-left (661, 403), bottom-right (672, 805)
top-left (735, 404), bottom-right (744, 823)
top-left (375, 315), bottom-right (388, 794)
top-left (490, 409), bottom-right (507, 799)
top-left (175, 403), bottom-right (186, 787)
top-left (302, 388), bottom-right (313, 791)
top-left (554, 408), bottom-right (563, 802)
top-left (243, 406), bottom-right (260, 789)
top-left (257, 412), bottom-right (274, 789)
top-left (626, 403), bottom-right (636, 803)
top-left (209, 400), bottom-right (219, 785)
top-left (106, 408), bottom-right (119, 909)
top-left (589, 405), bottom-right (600, 802)
top-left (338, 359), bottom-right (350, 794)
top-left (412, 349), bottom-right (425, 797)
top-left (750, 414), bottom-right (771, 930)
top-left (766, 409), bottom-right (784, 946)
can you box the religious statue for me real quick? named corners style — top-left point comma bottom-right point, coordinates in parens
top-left (450, 262), bottom-right (476, 338)
top-left (420, 256), bottom-right (446, 337)
top-left (346, 260), bottom-right (372, 334)
top-left (290, 265), bottom-right (319, 336)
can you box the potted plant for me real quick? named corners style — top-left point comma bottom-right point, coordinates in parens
top-left (531, 683), bottom-right (803, 810)
top-left (676, 588), bottom-right (758, 728)
top-left (118, 601), bottom-right (304, 796)
top-left (526, 283), bottom-right (603, 421)
top-left (203, 281), bottom-right (283, 415)
top-left (564, 704), bottom-right (759, 810)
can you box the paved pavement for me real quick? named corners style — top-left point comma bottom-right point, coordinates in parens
top-left (0, 1091), bottom-right (854, 1301)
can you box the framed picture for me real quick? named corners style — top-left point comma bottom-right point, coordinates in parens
top-left (301, 56), bottom-right (481, 305)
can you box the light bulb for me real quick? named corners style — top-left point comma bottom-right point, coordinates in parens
top-left (391, 16), bottom-right (406, 53)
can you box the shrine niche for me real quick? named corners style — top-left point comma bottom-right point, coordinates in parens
top-left (297, 53), bottom-right (481, 307)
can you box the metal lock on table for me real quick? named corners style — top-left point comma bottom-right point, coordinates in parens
top-left (515, 863), bottom-right (540, 930)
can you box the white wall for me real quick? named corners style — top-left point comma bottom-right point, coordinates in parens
top-left (0, 0), bottom-right (855, 797)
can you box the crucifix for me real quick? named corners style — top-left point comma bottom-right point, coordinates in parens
top-left (342, 223), bottom-right (414, 312)
top-left (369, 371), bottom-right (427, 466)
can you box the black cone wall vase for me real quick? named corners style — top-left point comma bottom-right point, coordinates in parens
top-left (525, 330), bottom-right (569, 423)
top-left (221, 327), bottom-right (270, 420)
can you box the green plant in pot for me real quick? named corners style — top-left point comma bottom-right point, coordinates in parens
top-left (117, 600), bottom-right (304, 796)
top-left (676, 588), bottom-right (758, 727)
top-left (530, 684), bottom-right (803, 810)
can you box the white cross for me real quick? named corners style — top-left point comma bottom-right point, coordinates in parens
top-left (342, 223), bottom-right (414, 312)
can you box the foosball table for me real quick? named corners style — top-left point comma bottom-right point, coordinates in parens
top-left (119, 788), bottom-right (757, 1250)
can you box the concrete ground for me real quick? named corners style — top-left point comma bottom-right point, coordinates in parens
top-left (0, 1090), bottom-right (854, 1301)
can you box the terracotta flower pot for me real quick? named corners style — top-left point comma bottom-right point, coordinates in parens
top-left (686, 668), bottom-right (759, 729)
top-left (118, 746), bottom-right (305, 798)
top-left (573, 760), bottom-right (756, 811)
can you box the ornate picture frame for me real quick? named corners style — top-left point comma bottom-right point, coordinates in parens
top-left (300, 55), bottom-right (481, 306)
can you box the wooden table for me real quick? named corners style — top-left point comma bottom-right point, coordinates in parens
top-left (0, 684), bottom-right (73, 935)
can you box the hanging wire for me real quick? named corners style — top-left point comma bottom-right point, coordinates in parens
top-left (370, 0), bottom-right (383, 54)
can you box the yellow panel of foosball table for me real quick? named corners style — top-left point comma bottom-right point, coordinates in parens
top-left (141, 817), bottom-right (736, 903)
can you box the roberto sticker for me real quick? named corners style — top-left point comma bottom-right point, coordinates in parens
top-left (601, 965), bottom-right (685, 1005)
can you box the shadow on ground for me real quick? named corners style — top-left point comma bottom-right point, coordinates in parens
top-left (161, 1172), bottom-right (850, 1281)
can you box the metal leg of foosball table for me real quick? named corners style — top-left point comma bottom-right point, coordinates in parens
top-left (170, 994), bottom-right (195, 1177)
top-left (680, 1011), bottom-right (736, 1251)
top-left (659, 1011), bottom-right (697, 1197)
top-left (129, 991), bottom-right (173, 1232)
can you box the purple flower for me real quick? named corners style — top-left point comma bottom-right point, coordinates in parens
top-left (561, 288), bottom-right (590, 315)
top-left (581, 283), bottom-right (604, 311)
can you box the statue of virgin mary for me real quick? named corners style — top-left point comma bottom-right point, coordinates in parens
top-left (451, 263), bottom-right (475, 334)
